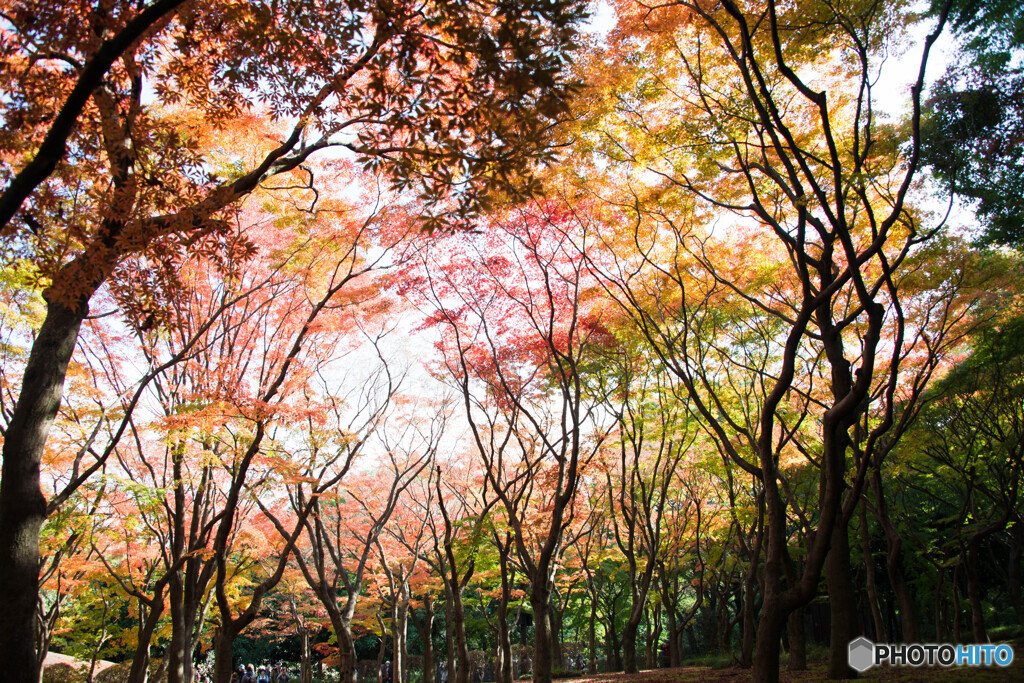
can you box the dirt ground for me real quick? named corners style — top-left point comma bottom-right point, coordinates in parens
top-left (558, 650), bottom-right (1023, 683)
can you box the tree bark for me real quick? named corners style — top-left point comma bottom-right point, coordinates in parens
top-left (0, 301), bottom-right (84, 682)
top-left (531, 588), bottom-right (555, 683)
top-left (965, 539), bottom-right (987, 643)
top-left (826, 520), bottom-right (858, 679)
top-left (858, 503), bottom-right (886, 641)
top-left (412, 595), bottom-right (435, 683)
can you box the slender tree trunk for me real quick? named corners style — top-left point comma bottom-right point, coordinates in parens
top-left (444, 584), bottom-right (456, 682)
top-left (740, 566), bottom-right (757, 668)
top-left (858, 503), bottom-right (886, 641)
top-left (934, 567), bottom-right (946, 643)
top-left (647, 603), bottom-right (661, 669)
top-left (128, 596), bottom-right (166, 683)
top-left (451, 585), bottom-right (471, 683)
top-left (966, 539), bottom-right (987, 643)
top-left (952, 563), bottom-right (963, 643)
top-left (587, 587), bottom-right (597, 673)
top-left (0, 301), bottom-right (85, 682)
top-left (871, 470), bottom-right (918, 642)
top-left (496, 594), bottom-right (513, 683)
top-left (782, 550), bottom-right (805, 672)
top-left (550, 596), bottom-right (564, 671)
top-left (413, 596), bottom-right (435, 683)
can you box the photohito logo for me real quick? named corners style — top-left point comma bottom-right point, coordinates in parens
top-left (848, 637), bottom-right (1015, 672)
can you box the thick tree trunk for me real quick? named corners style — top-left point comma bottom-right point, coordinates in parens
top-left (0, 301), bottom-right (84, 682)
top-left (786, 606), bottom-right (806, 671)
top-left (752, 602), bottom-right (785, 683)
top-left (664, 601), bottom-right (680, 668)
top-left (531, 590), bottom-right (554, 683)
top-left (334, 617), bottom-right (358, 683)
top-left (300, 626), bottom-right (313, 683)
top-left (826, 520), bottom-right (858, 679)
top-left (620, 617), bottom-right (640, 673)
top-left (551, 596), bottom-right (564, 671)
top-left (213, 628), bottom-right (236, 683)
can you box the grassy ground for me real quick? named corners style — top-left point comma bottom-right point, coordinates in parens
top-left (555, 639), bottom-right (1023, 682)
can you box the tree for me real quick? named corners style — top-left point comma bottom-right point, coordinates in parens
top-left (412, 204), bottom-right (615, 683)
top-left (596, 342), bottom-right (694, 673)
top-left (0, 1), bottom-right (589, 676)
top-left (921, 0), bottom-right (1024, 246)
top-left (579, 1), bottom-right (956, 679)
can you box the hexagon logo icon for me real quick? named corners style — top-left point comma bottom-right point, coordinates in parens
top-left (848, 637), bottom-right (875, 672)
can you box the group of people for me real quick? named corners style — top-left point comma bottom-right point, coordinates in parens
top-left (232, 662), bottom-right (292, 683)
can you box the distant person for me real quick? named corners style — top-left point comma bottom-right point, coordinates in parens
top-left (382, 660), bottom-right (393, 683)
top-left (242, 664), bottom-right (256, 683)
top-left (257, 666), bottom-right (271, 683)
top-left (439, 661), bottom-right (448, 683)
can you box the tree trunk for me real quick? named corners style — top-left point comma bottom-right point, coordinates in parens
top-left (451, 585), bottom-right (471, 683)
top-left (444, 584), bottom-right (456, 683)
top-left (550, 595), bottom-right (564, 671)
top-left (496, 594), bottom-right (513, 683)
top-left (786, 606), bottom-right (806, 672)
top-left (213, 628), bottom-right (236, 683)
top-left (752, 601), bottom-right (785, 683)
top-left (966, 539), bottom-right (987, 643)
top-left (0, 301), bottom-right (85, 682)
top-left (664, 599), bottom-right (679, 668)
top-left (620, 617), bottom-right (639, 674)
top-left (128, 595), bottom-right (166, 683)
top-left (740, 566), bottom-right (757, 668)
top-left (168, 578), bottom-right (188, 683)
top-left (531, 589), bottom-right (554, 683)
top-left (858, 503), bottom-right (886, 641)
top-left (336, 618), bottom-right (358, 683)
top-left (300, 626), bottom-right (313, 683)
top-left (826, 520), bottom-right (858, 679)
top-left (413, 596), bottom-right (435, 683)
top-left (871, 469), bottom-right (918, 642)
top-left (587, 589), bottom-right (597, 673)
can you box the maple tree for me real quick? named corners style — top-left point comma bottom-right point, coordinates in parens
top-left (3, 1), bottom-right (1023, 681)
top-left (572, 0), bottom-right (969, 678)
top-left (410, 204), bottom-right (615, 683)
top-left (0, 1), bottom-right (590, 676)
